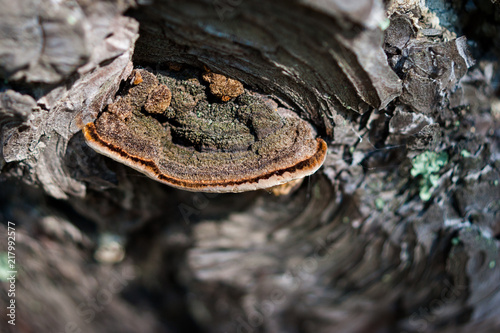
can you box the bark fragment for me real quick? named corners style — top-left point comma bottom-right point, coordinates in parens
top-left (0, 1), bottom-right (499, 333)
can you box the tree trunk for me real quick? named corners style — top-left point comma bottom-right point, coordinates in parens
top-left (1, 0), bottom-right (499, 332)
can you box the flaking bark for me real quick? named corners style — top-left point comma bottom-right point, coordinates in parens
top-left (1, 1), bottom-right (499, 332)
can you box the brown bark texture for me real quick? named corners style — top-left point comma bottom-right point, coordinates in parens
top-left (0, 0), bottom-right (499, 332)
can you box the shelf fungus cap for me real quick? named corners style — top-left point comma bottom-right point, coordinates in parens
top-left (83, 68), bottom-right (327, 193)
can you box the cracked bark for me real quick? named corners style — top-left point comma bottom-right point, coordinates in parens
top-left (1, 0), bottom-right (499, 332)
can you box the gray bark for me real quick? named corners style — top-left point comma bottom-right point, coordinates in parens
top-left (0, 0), bottom-right (499, 332)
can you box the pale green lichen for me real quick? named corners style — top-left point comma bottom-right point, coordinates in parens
top-left (460, 150), bottom-right (472, 158)
top-left (379, 18), bottom-right (391, 31)
top-left (411, 151), bottom-right (448, 201)
top-left (375, 197), bottom-right (385, 211)
top-left (0, 252), bottom-right (12, 281)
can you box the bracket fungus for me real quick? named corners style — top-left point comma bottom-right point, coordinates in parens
top-left (83, 68), bottom-right (327, 193)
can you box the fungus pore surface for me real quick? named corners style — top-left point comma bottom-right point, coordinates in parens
top-left (83, 68), bottom-right (327, 192)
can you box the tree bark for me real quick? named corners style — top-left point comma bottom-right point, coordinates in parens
top-left (1, 0), bottom-right (499, 332)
